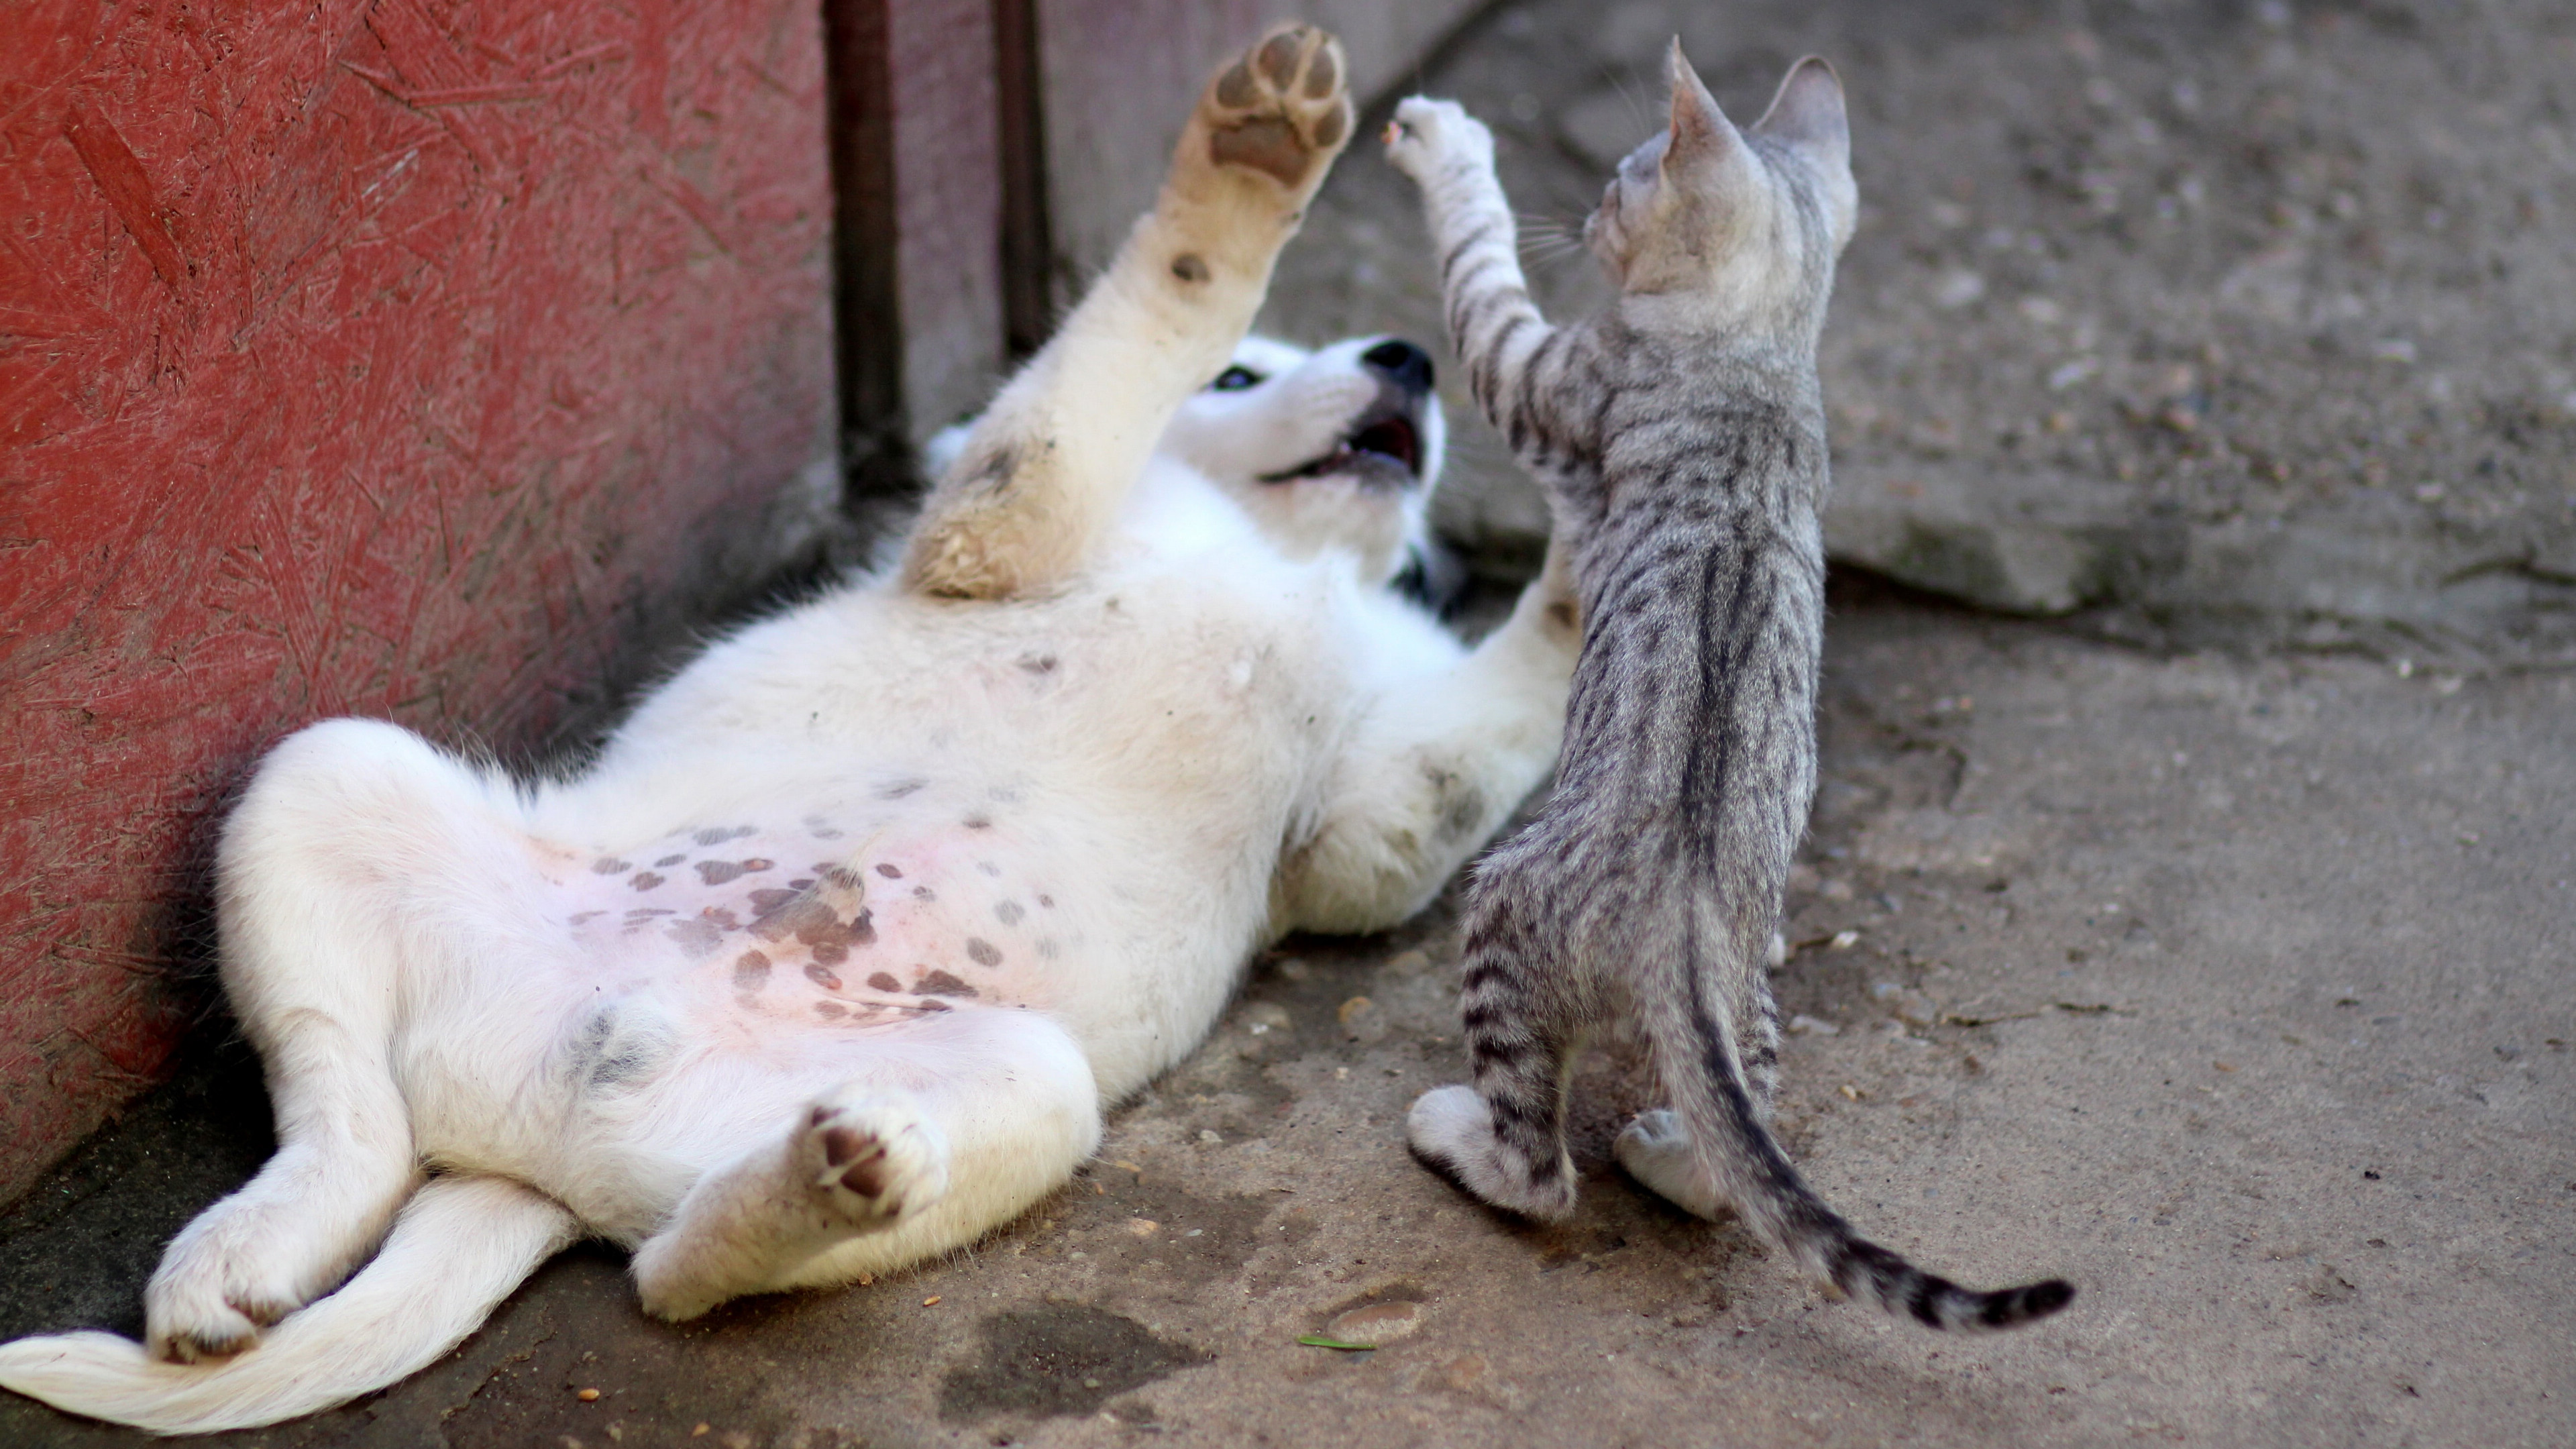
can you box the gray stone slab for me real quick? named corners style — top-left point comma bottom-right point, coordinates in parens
top-left (1267, 0), bottom-right (2576, 657)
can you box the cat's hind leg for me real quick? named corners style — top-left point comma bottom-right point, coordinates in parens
top-left (148, 719), bottom-right (522, 1360)
top-left (631, 1005), bottom-right (1098, 1320)
top-left (1407, 836), bottom-right (1594, 1220)
top-left (902, 24), bottom-right (1353, 600)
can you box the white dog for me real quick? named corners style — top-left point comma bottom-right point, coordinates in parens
top-left (0, 25), bottom-right (1579, 1434)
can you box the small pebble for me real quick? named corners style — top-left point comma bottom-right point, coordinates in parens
top-left (1869, 981), bottom-right (1939, 1027)
top-left (1326, 1301), bottom-right (1424, 1346)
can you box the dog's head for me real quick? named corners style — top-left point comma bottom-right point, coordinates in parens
top-left (920, 334), bottom-right (1453, 598)
top-left (1156, 334), bottom-right (1447, 590)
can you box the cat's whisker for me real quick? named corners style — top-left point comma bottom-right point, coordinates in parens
top-left (1610, 67), bottom-right (1655, 138)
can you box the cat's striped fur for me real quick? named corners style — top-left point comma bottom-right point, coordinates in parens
top-left (1385, 45), bottom-right (2072, 1332)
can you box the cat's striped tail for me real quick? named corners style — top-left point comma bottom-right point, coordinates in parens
top-left (0, 1174), bottom-right (579, 1435)
top-left (1621, 973), bottom-right (2074, 1334)
top-left (1825, 1230), bottom-right (2075, 1331)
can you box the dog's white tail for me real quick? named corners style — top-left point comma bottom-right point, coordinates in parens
top-left (0, 1174), bottom-right (580, 1436)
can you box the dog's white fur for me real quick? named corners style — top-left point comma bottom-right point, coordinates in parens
top-left (0, 28), bottom-right (1578, 1435)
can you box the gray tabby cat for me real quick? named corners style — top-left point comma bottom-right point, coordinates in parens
top-left (1383, 45), bottom-right (2074, 1331)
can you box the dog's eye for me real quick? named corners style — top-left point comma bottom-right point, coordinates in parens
top-left (1208, 365), bottom-right (1265, 392)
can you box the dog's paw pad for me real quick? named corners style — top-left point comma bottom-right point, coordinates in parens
top-left (1201, 25), bottom-right (1353, 187)
top-left (803, 1099), bottom-right (948, 1224)
top-left (146, 1286), bottom-right (270, 1363)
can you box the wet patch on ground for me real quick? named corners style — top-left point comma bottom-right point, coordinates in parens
top-left (935, 1302), bottom-right (1208, 1422)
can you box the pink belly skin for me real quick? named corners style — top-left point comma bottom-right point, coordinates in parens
top-left (533, 809), bottom-right (1078, 1038)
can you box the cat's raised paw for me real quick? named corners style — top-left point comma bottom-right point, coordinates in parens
top-left (1199, 24), bottom-right (1353, 191)
top-left (802, 1096), bottom-right (949, 1226)
top-left (1383, 97), bottom-right (1497, 182)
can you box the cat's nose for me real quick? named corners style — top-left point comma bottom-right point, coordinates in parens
top-left (1361, 338), bottom-right (1436, 397)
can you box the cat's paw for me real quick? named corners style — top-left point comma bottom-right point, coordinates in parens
top-left (1382, 97), bottom-right (1496, 183)
top-left (1407, 1083), bottom-right (1578, 1220)
top-left (802, 1095), bottom-right (949, 1227)
top-left (143, 1208), bottom-right (311, 1362)
top-left (1192, 24), bottom-right (1353, 196)
top-left (1614, 1109), bottom-right (1733, 1220)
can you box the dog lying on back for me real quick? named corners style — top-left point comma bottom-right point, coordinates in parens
top-left (0, 26), bottom-right (1581, 1433)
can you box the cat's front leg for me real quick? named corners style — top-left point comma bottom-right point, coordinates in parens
top-left (903, 25), bottom-right (1354, 601)
top-left (1384, 99), bottom-right (1595, 471)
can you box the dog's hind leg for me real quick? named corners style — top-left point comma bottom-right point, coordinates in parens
top-left (631, 1006), bottom-right (1099, 1320)
top-left (901, 23), bottom-right (1354, 601)
top-left (148, 719), bottom-right (529, 1362)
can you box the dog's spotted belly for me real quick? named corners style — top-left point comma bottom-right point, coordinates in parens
top-left (537, 808), bottom-right (1078, 1038)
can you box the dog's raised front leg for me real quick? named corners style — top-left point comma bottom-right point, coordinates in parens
top-left (631, 1005), bottom-right (1098, 1320)
top-left (902, 23), bottom-right (1354, 600)
top-left (1280, 541), bottom-right (1584, 934)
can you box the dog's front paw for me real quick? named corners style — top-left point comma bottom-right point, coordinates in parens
top-left (802, 1096), bottom-right (949, 1228)
top-left (1382, 97), bottom-right (1495, 184)
top-left (1197, 23), bottom-right (1353, 195)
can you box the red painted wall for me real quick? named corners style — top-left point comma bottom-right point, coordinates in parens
top-left (0, 0), bottom-right (835, 1203)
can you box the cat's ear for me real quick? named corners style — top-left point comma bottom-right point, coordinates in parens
top-left (1750, 56), bottom-right (1849, 162)
top-left (1662, 39), bottom-right (1743, 174)
top-left (1752, 56), bottom-right (1858, 248)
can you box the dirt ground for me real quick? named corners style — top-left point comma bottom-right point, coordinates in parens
top-left (5, 1), bottom-right (2573, 1446)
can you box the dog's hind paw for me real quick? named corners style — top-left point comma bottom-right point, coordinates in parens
top-left (802, 1095), bottom-right (949, 1227)
top-left (143, 1207), bottom-right (313, 1362)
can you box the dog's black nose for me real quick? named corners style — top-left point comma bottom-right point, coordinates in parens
top-left (1361, 338), bottom-right (1436, 396)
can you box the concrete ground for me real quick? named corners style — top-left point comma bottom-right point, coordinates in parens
top-left (6, 1), bottom-right (2574, 1445)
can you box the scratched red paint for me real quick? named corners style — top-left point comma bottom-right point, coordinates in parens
top-left (0, 0), bottom-right (834, 1203)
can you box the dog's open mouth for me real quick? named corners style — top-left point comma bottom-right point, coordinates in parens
top-left (1261, 408), bottom-right (1422, 484)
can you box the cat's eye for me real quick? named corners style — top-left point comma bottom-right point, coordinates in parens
top-left (1208, 365), bottom-right (1265, 391)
